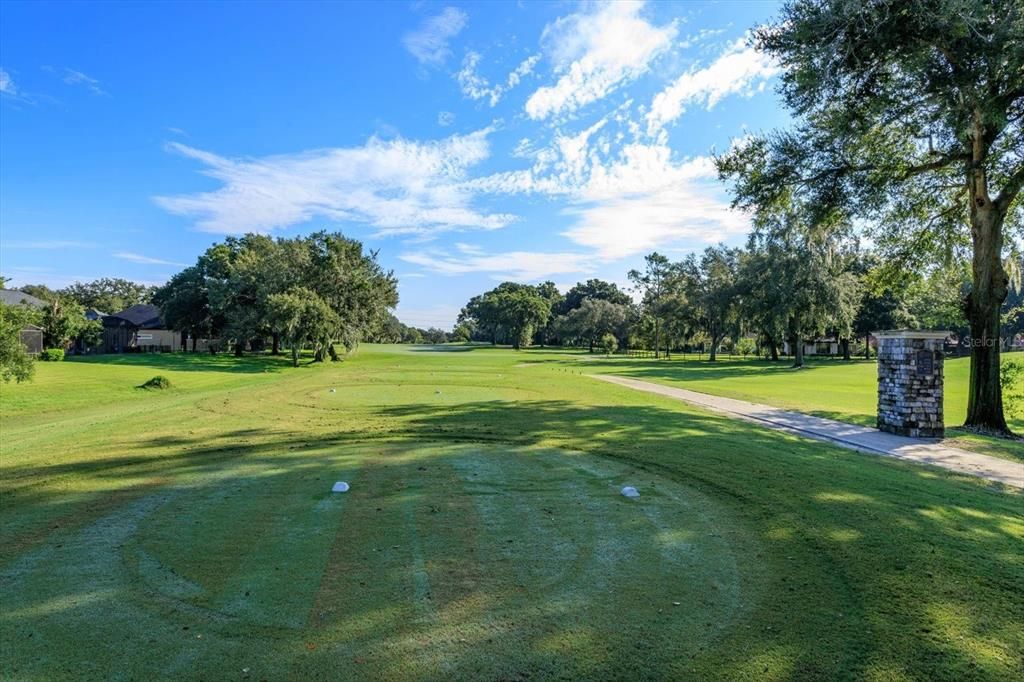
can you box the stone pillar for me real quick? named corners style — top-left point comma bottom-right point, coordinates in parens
top-left (875, 330), bottom-right (947, 438)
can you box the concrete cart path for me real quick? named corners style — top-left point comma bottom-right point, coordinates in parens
top-left (593, 374), bottom-right (1023, 489)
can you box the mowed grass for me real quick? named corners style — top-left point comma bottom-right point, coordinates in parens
top-left (578, 351), bottom-right (1024, 462)
top-left (0, 345), bottom-right (1021, 680)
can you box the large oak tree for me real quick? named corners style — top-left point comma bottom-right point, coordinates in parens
top-left (718, 0), bottom-right (1023, 432)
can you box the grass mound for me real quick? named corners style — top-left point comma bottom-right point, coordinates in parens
top-left (138, 375), bottom-right (172, 390)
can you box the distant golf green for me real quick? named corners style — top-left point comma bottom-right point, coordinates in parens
top-left (1, 345), bottom-right (1021, 679)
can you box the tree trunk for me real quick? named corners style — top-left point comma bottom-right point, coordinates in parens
top-left (191, 336), bottom-right (197, 352)
top-left (328, 343), bottom-right (340, 361)
top-left (654, 318), bottom-right (661, 359)
top-left (768, 340), bottom-right (779, 361)
top-left (234, 341), bottom-right (244, 357)
top-left (709, 334), bottom-right (719, 362)
top-left (864, 334), bottom-right (870, 360)
top-left (791, 331), bottom-right (804, 368)
top-left (841, 337), bottom-right (851, 361)
top-left (964, 202), bottom-right (1009, 432)
top-left (291, 344), bottom-right (299, 367)
top-left (272, 333), bottom-right (281, 355)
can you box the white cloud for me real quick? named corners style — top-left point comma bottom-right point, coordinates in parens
top-left (457, 52), bottom-right (540, 106)
top-left (155, 130), bottom-right (516, 236)
top-left (403, 7), bottom-right (468, 66)
top-left (0, 68), bottom-right (17, 96)
top-left (646, 39), bottom-right (778, 134)
top-left (61, 68), bottom-right (106, 95)
top-left (400, 248), bottom-right (593, 281)
top-left (469, 131), bottom-right (749, 261)
top-left (112, 251), bottom-right (187, 266)
top-left (525, 1), bottom-right (676, 120)
top-left (437, 110), bottom-right (455, 126)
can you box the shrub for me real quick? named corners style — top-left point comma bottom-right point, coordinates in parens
top-left (601, 333), bottom-right (618, 356)
top-left (1000, 360), bottom-right (1023, 419)
top-left (41, 348), bottom-right (65, 362)
top-left (139, 375), bottom-right (172, 390)
top-left (735, 337), bottom-right (757, 356)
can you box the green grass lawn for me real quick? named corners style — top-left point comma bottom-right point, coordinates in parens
top-left (575, 351), bottom-right (1024, 462)
top-left (1, 345), bottom-right (1022, 680)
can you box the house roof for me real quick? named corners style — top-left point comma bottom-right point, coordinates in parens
top-left (105, 303), bottom-right (164, 329)
top-left (0, 289), bottom-right (46, 308)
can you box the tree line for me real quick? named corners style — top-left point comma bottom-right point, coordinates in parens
top-left (456, 246), bottom-right (1022, 366)
top-left (152, 231), bottom-right (397, 366)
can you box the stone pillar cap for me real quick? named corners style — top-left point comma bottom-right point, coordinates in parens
top-left (874, 329), bottom-right (949, 340)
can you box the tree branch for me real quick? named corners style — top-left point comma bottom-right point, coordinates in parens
top-left (994, 163), bottom-right (1024, 214)
top-left (796, 152), bottom-right (967, 189)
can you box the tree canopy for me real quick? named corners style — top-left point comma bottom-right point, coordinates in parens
top-left (717, 0), bottom-right (1023, 431)
top-left (153, 231), bottom-right (397, 359)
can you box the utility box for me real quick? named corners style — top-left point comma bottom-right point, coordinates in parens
top-left (875, 330), bottom-right (947, 438)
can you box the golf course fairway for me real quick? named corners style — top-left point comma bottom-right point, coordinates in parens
top-left (1, 345), bottom-right (1021, 680)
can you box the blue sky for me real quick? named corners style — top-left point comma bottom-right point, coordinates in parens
top-left (0, 0), bottom-right (790, 327)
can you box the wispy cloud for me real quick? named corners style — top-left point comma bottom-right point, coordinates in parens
top-left (646, 38), bottom-right (778, 134)
top-left (2, 240), bottom-right (95, 249)
top-left (112, 251), bottom-right (187, 266)
top-left (400, 247), bottom-right (592, 281)
top-left (62, 68), bottom-right (105, 94)
top-left (469, 133), bottom-right (749, 260)
top-left (403, 7), bottom-right (468, 66)
top-left (0, 68), bottom-right (18, 96)
top-left (0, 67), bottom-right (36, 104)
top-left (457, 52), bottom-right (540, 106)
top-left (43, 66), bottom-right (106, 95)
top-left (155, 130), bottom-right (515, 236)
top-left (525, 1), bottom-right (676, 120)
top-left (437, 110), bottom-right (455, 126)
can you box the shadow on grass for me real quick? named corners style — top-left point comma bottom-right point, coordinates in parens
top-left (2, 397), bottom-right (1021, 679)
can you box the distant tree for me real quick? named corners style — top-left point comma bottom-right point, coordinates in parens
top-left (459, 282), bottom-right (551, 349)
top-left (629, 253), bottom-right (681, 358)
top-left (40, 297), bottom-right (86, 349)
top-left (423, 327), bottom-right (448, 344)
top-left (737, 244), bottom-right (790, 360)
top-left (451, 322), bottom-right (472, 342)
top-left (77, 319), bottom-right (104, 351)
top-left (494, 285), bottom-right (551, 350)
top-left (852, 256), bottom-right (917, 359)
top-left (153, 263), bottom-right (221, 351)
top-left (266, 287), bottom-right (340, 367)
top-left (556, 299), bottom-right (630, 352)
top-left (533, 280), bottom-right (563, 346)
top-left (303, 231), bottom-right (398, 359)
top-left (60, 278), bottom-right (153, 313)
top-left (716, 0), bottom-right (1024, 431)
top-left (600, 332), bottom-right (618, 356)
top-left (18, 284), bottom-right (57, 301)
top-left (557, 279), bottom-right (631, 315)
top-left (690, 246), bottom-right (742, 361)
top-left (186, 231), bottom-right (397, 359)
top-left (0, 303), bottom-right (36, 383)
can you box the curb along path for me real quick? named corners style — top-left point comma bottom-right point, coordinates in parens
top-left (593, 374), bottom-right (1023, 490)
